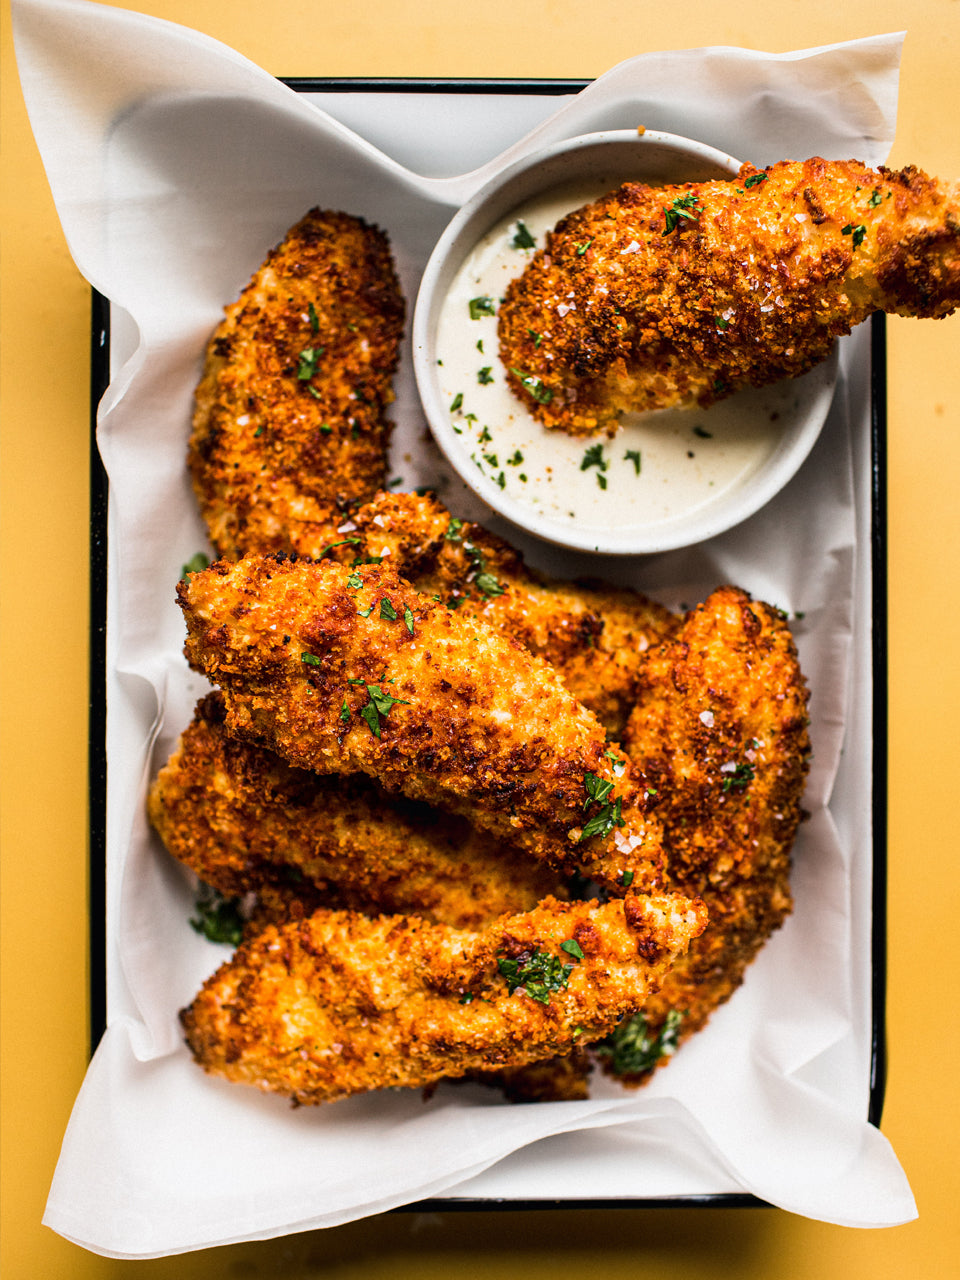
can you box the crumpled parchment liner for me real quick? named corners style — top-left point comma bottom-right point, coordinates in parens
top-left (12, 0), bottom-right (916, 1255)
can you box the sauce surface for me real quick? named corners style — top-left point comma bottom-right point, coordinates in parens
top-left (435, 183), bottom-right (803, 539)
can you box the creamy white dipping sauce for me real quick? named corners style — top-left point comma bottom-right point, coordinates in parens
top-left (434, 182), bottom-right (802, 538)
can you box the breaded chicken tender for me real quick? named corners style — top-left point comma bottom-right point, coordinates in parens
top-left (498, 158), bottom-right (960, 435)
top-left (610, 585), bottom-right (810, 1078)
top-left (149, 692), bottom-right (563, 930)
top-left (178, 554), bottom-right (664, 893)
top-left (179, 891), bottom-right (707, 1105)
top-left (189, 209), bottom-right (404, 556)
top-left (336, 491), bottom-right (678, 734)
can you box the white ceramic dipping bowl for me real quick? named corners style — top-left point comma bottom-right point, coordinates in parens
top-left (412, 129), bottom-right (837, 556)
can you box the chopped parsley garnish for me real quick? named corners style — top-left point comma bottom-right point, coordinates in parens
top-left (579, 771), bottom-right (625, 842)
top-left (721, 761), bottom-right (755, 792)
top-left (576, 238), bottom-right (593, 256)
top-left (445, 517), bottom-right (464, 542)
top-left (339, 699), bottom-right (351, 723)
top-left (297, 345), bottom-right (323, 381)
top-left (497, 949), bottom-right (575, 1004)
top-left (474, 571), bottom-right (506, 598)
top-left (469, 296), bottom-right (496, 320)
top-left (842, 223), bottom-right (867, 249)
top-left (478, 366), bottom-right (494, 384)
top-left (346, 571), bottom-right (364, 589)
top-left (307, 301), bottom-right (320, 333)
top-left (404, 605), bottom-right (415, 635)
top-left (624, 449), bottom-right (642, 475)
top-left (560, 938), bottom-right (585, 961)
top-left (190, 884), bottom-right (245, 947)
top-left (461, 540), bottom-right (506, 598)
top-left (580, 444), bottom-right (609, 486)
top-left (868, 188), bottom-right (883, 208)
top-left (379, 598), bottom-right (398, 621)
top-left (743, 172), bottom-right (767, 189)
top-left (507, 449), bottom-right (524, 466)
top-left (620, 870), bottom-right (635, 888)
top-left (583, 771), bottom-right (614, 808)
top-left (315, 536), bottom-right (361, 560)
top-left (512, 220), bottom-right (537, 250)
top-left (301, 652), bottom-right (322, 667)
top-left (181, 552), bottom-right (210, 578)
top-left (357, 683), bottom-right (410, 739)
top-left (715, 315), bottom-right (729, 330)
top-left (662, 193), bottom-right (702, 234)
top-left (526, 328), bottom-right (543, 348)
top-left (692, 425), bottom-right (713, 439)
top-left (594, 1009), bottom-right (684, 1075)
top-left (450, 392), bottom-right (463, 413)
top-left (509, 367), bottom-right (553, 404)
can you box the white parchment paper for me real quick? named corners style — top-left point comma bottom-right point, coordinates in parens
top-left (13, 0), bottom-right (916, 1255)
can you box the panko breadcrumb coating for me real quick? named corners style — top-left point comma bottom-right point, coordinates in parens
top-left (613, 585), bottom-right (810, 1079)
top-left (189, 209), bottom-right (404, 556)
top-left (148, 692), bottom-right (564, 931)
top-left (179, 891), bottom-right (707, 1105)
top-left (497, 158), bottom-right (960, 435)
top-left (336, 491), bottom-right (679, 735)
top-left (177, 553), bottom-right (664, 894)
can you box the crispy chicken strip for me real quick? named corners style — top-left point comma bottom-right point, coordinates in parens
top-left (149, 692), bottom-right (563, 930)
top-left (189, 209), bottom-right (405, 556)
top-left (178, 554), bottom-right (664, 893)
top-left (605, 585), bottom-right (810, 1080)
top-left (498, 158), bottom-right (960, 435)
top-left (335, 491), bottom-right (678, 734)
top-left (180, 891), bottom-right (707, 1105)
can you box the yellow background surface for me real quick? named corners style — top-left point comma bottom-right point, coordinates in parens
top-left (2, 0), bottom-right (959, 1275)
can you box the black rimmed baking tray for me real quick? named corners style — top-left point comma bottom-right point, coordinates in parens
top-left (86, 76), bottom-right (888, 1214)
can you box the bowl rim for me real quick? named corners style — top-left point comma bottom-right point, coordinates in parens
top-left (412, 128), bottom-right (837, 556)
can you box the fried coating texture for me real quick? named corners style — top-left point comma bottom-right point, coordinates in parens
top-left (615, 585), bottom-right (810, 1077)
top-left (188, 209), bottom-right (405, 556)
top-left (178, 554), bottom-right (664, 893)
top-left (179, 891), bottom-right (707, 1105)
top-left (149, 692), bottom-right (563, 930)
top-left (498, 158), bottom-right (960, 435)
top-left (336, 491), bottom-right (678, 734)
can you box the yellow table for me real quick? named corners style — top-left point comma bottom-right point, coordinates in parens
top-left (3, 1), bottom-right (959, 1274)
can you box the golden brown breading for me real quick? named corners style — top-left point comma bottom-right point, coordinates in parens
top-left (149, 692), bottom-right (564, 930)
top-left (497, 158), bottom-right (960, 435)
top-left (335, 491), bottom-right (678, 734)
top-left (189, 209), bottom-right (404, 556)
top-left (179, 891), bottom-right (707, 1105)
top-left (610, 585), bottom-right (810, 1078)
top-left (177, 554), bottom-right (664, 893)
